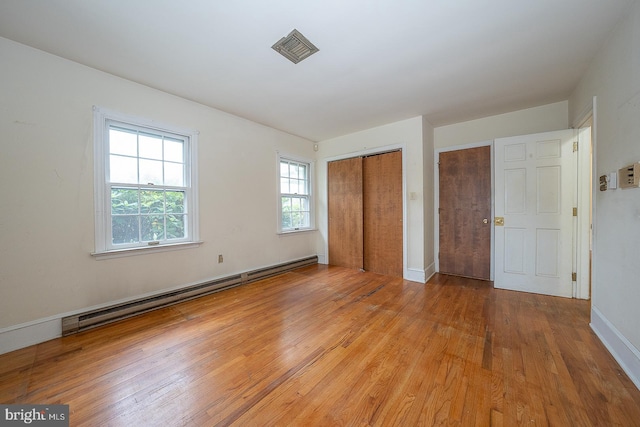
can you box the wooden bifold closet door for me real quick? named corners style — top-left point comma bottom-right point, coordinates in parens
top-left (328, 156), bottom-right (364, 271)
top-left (328, 151), bottom-right (402, 277)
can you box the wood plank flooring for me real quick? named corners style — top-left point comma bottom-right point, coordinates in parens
top-left (2, 265), bottom-right (640, 426)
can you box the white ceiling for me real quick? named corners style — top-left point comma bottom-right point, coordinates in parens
top-left (0, 0), bottom-right (633, 141)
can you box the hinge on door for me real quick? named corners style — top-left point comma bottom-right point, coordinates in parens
top-left (572, 272), bottom-right (577, 281)
top-left (573, 207), bottom-right (578, 217)
top-left (573, 141), bottom-right (578, 152)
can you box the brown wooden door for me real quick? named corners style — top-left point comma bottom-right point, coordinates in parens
top-left (363, 151), bottom-right (403, 277)
top-left (328, 151), bottom-right (403, 277)
top-left (328, 157), bottom-right (364, 270)
top-left (439, 146), bottom-right (491, 280)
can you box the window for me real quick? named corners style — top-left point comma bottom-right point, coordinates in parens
top-left (93, 107), bottom-right (199, 256)
top-left (278, 154), bottom-right (313, 232)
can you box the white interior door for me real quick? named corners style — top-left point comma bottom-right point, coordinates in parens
top-left (494, 129), bottom-right (576, 297)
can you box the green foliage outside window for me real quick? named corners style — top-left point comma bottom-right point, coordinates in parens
top-left (111, 188), bottom-right (185, 244)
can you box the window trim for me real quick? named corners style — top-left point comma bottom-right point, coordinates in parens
top-left (277, 152), bottom-right (315, 234)
top-left (92, 106), bottom-right (200, 258)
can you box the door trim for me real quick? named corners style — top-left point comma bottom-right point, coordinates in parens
top-left (322, 144), bottom-right (411, 280)
top-left (572, 95), bottom-right (597, 300)
top-left (434, 140), bottom-right (494, 280)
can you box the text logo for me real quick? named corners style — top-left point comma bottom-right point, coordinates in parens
top-left (0, 405), bottom-right (68, 427)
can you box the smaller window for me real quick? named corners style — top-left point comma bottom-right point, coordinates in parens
top-left (278, 154), bottom-right (314, 232)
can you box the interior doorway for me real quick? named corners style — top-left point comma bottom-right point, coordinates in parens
top-left (437, 145), bottom-right (492, 280)
top-left (494, 129), bottom-right (575, 297)
top-left (576, 115), bottom-right (593, 300)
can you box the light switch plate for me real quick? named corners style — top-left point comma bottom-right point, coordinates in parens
top-left (608, 171), bottom-right (617, 189)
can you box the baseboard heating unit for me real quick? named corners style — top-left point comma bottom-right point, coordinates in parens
top-left (62, 256), bottom-right (317, 336)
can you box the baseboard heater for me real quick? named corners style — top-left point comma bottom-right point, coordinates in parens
top-left (62, 256), bottom-right (317, 336)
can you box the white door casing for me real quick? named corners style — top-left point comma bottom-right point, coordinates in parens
top-left (494, 129), bottom-right (576, 297)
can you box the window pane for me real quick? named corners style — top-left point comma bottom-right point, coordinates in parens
top-left (165, 138), bottom-right (184, 163)
top-left (280, 161), bottom-right (290, 177)
top-left (291, 212), bottom-right (300, 228)
top-left (298, 179), bottom-right (307, 195)
top-left (299, 212), bottom-right (310, 228)
top-left (141, 215), bottom-right (165, 241)
top-left (298, 164), bottom-right (307, 180)
top-left (139, 132), bottom-right (163, 160)
top-left (281, 196), bottom-right (291, 210)
top-left (299, 196), bottom-right (309, 211)
top-left (281, 211), bottom-right (292, 229)
top-left (166, 214), bottom-right (185, 239)
top-left (280, 178), bottom-right (290, 193)
top-left (290, 197), bottom-right (301, 211)
top-left (139, 159), bottom-right (163, 184)
top-left (290, 163), bottom-right (299, 179)
top-left (166, 191), bottom-right (185, 213)
top-left (140, 190), bottom-right (165, 214)
top-left (109, 155), bottom-right (138, 184)
top-left (112, 215), bottom-right (139, 244)
top-left (111, 188), bottom-right (139, 214)
top-left (109, 128), bottom-right (137, 156)
top-left (164, 162), bottom-right (184, 187)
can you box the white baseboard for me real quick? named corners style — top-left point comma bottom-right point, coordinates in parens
top-left (590, 306), bottom-right (640, 391)
top-left (425, 262), bottom-right (436, 282)
top-left (0, 317), bottom-right (62, 355)
top-left (405, 268), bottom-right (424, 283)
top-left (404, 263), bottom-right (435, 284)
top-left (317, 254), bottom-right (327, 265)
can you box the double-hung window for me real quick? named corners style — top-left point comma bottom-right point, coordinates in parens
top-left (93, 107), bottom-right (199, 256)
top-left (278, 154), bottom-right (313, 232)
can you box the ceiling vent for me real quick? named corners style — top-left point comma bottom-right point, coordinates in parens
top-left (272, 29), bottom-right (319, 64)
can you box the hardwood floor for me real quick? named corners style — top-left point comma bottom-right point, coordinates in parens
top-left (2, 265), bottom-right (640, 426)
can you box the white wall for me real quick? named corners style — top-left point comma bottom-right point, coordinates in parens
top-left (569, 0), bottom-right (640, 388)
top-left (315, 117), bottom-right (432, 282)
top-left (0, 38), bottom-right (317, 347)
top-left (434, 101), bottom-right (569, 149)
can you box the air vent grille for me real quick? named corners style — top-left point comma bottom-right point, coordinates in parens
top-left (272, 29), bottom-right (319, 64)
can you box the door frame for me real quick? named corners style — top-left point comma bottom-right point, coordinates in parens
top-left (573, 96), bottom-right (596, 300)
top-left (434, 140), bottom-right (494, 281)
top-left (323, 143), bottom-right (409, 280)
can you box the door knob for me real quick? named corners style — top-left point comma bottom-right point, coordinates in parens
top-left (494, 217), bottom-right (504, 226)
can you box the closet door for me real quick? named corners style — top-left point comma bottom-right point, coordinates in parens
top-left (328, 151), bottom-right (403, 277)
top-left (328, 157), bottom-right (363, 270)
top-left (363, 151), bottom-right (403, 277)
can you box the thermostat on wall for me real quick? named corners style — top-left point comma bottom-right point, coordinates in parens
top-left (619, 162), bottom-right (640, 189)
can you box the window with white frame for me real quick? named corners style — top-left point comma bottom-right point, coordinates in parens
top-left (278, 155), bottom-right (313, 232)
top-left (93, 107), bottom-right (199, 256)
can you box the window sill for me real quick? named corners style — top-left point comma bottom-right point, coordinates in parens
top-left (91, 241), bottom-right (203, 260)
top-left (277, 228), bottom-right (317, 236)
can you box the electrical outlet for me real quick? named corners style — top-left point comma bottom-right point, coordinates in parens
top-left (218, 254), bottom-right (223, 263)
